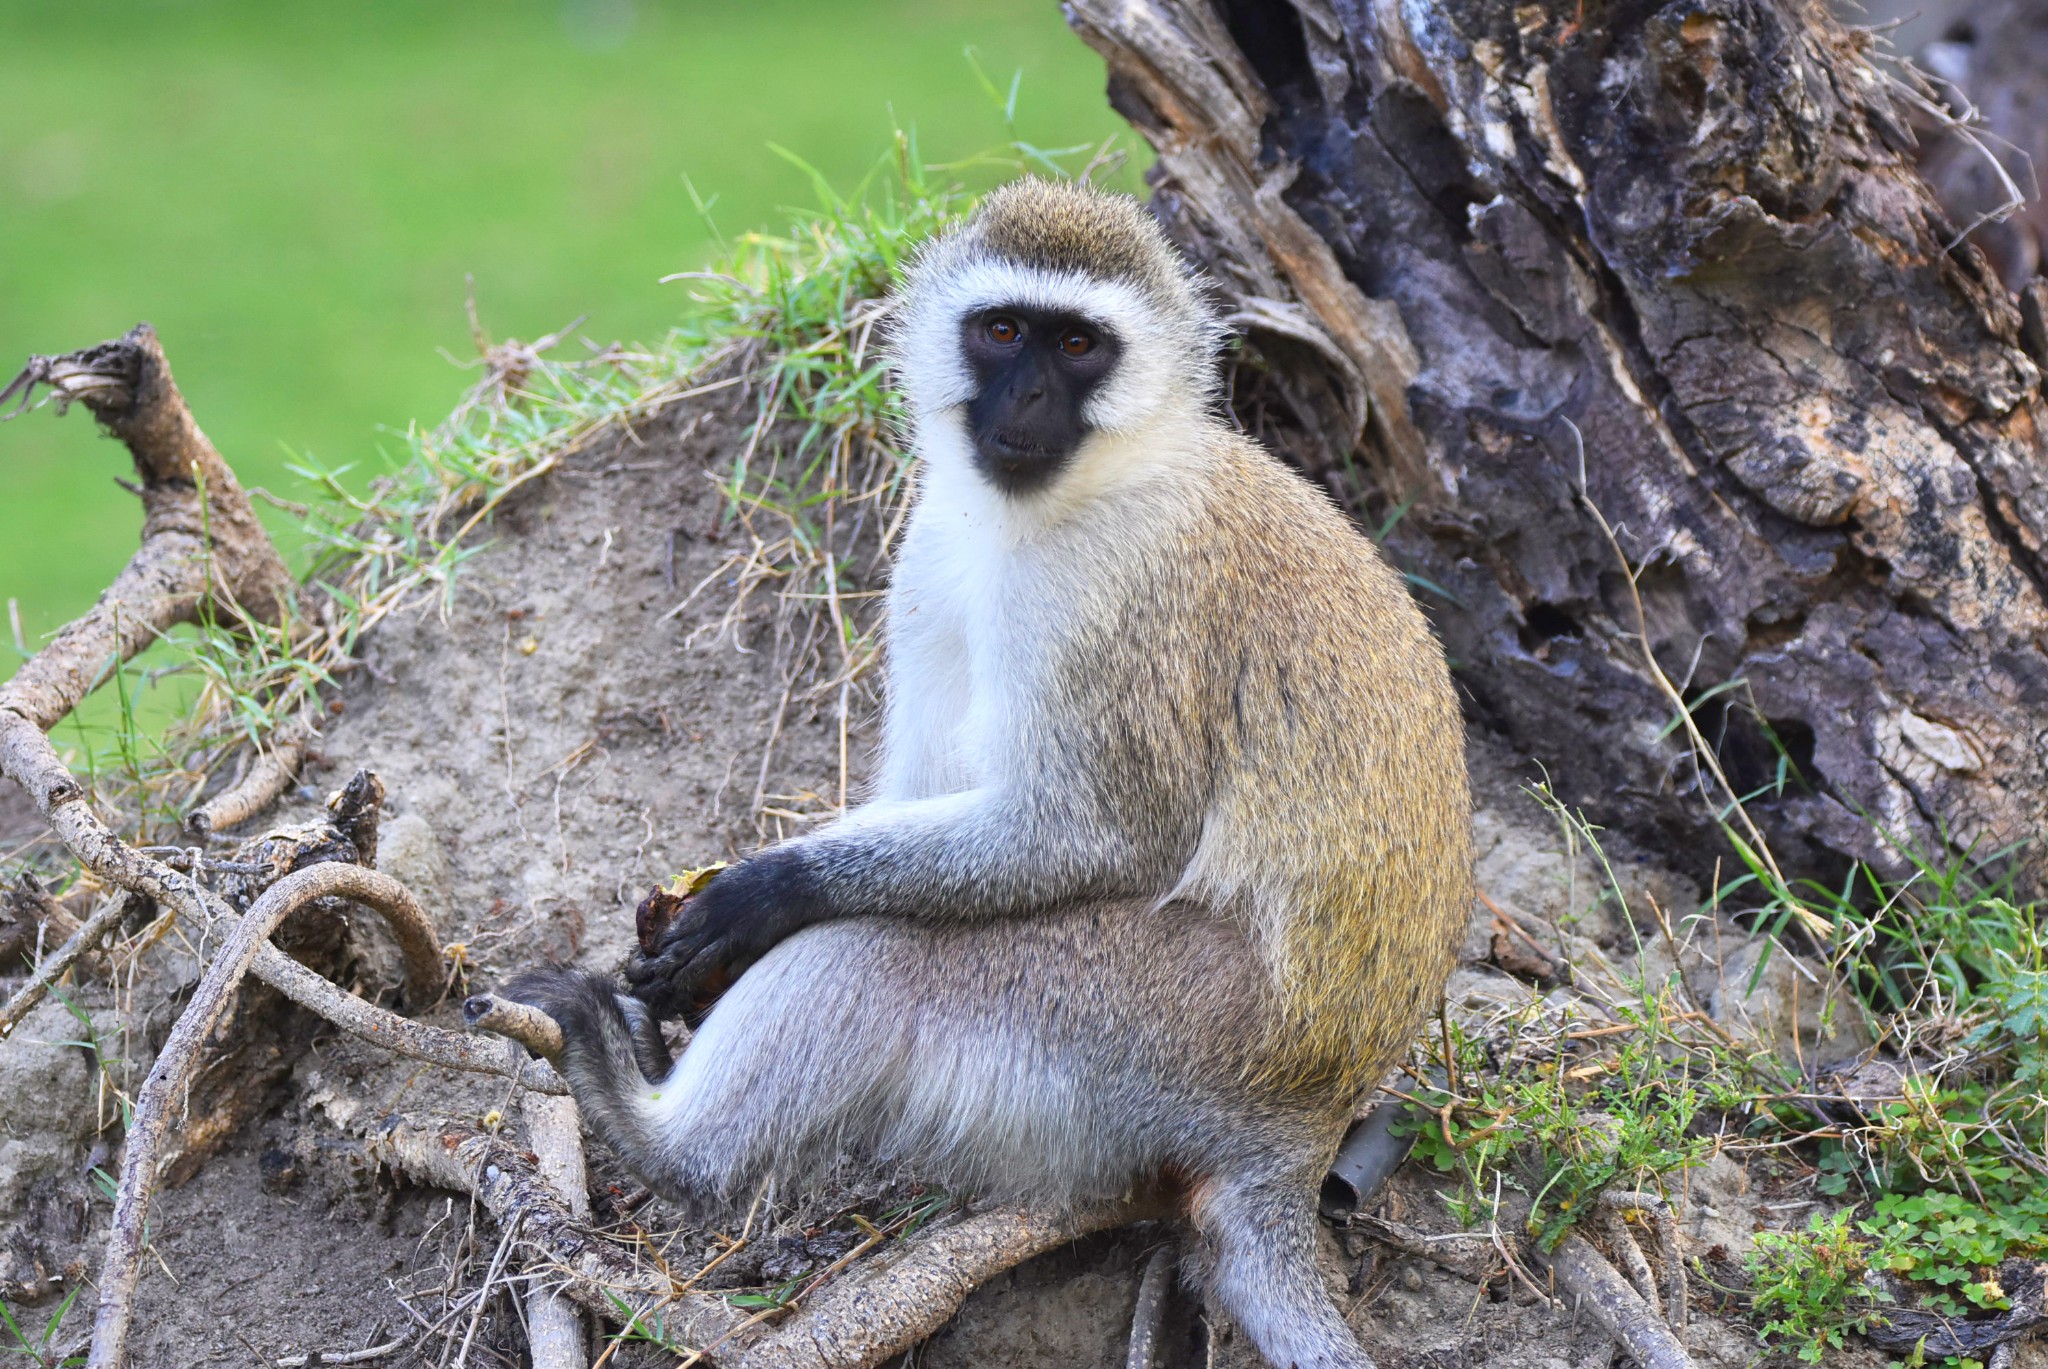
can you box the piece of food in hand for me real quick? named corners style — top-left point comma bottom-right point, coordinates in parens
top-left (634, 863), bottom-right (727, 955)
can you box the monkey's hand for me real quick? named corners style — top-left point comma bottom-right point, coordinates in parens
top-left (625, 848), bottom-right (823, 1022)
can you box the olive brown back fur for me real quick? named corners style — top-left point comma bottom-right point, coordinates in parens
top-left (506, 177), bottom-right (1470, 1369)
top-left (888, 177), bottom-right (1469, 1099)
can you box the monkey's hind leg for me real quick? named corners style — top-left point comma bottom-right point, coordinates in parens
top-left (507, 925), bottom-right (959, 1211)
top-left (1190, 1163), bottom-right (1377, 1369)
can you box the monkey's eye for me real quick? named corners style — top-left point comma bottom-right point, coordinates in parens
top-left (1059, 328), bottom-right (1096, 357)
top-left (985, 316), bottom-right (1021, 345)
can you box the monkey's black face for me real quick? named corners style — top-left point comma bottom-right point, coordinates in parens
top-left (960, 306), bottom-right (1121, 495)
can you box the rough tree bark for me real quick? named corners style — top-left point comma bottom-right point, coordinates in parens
top-left (1066, 0), bottom-right (2048, 890)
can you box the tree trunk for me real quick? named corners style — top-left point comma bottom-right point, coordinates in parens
top-left (1065, 0), bottom-right (2048, 890)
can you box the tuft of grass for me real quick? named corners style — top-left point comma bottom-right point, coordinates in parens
top-left (1745, 1210), bottom-right (1890, 1364)
top-left (1399, 765), bottom-right (2043, 1365)
top-left (1403, 962), bottom-right (1737, 1244)
top-left (0, 1282), bottom-right (85, 1369)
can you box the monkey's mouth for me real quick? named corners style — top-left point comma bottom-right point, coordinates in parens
top-left (973, 429), bottom-right (1074, 494)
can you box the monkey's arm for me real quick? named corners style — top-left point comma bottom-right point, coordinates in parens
top-left (627, 787), bottom-right (1146, 1018)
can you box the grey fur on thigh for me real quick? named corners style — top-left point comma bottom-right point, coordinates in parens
top-left (634, 900), bottom-right (1330, 1210)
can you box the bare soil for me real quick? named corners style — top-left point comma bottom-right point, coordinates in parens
top-left (0, 397), bottom-right (1839, 1367)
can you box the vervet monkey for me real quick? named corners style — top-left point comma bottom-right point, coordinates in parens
top-left (507, 177), bottom-right (1470, 1369)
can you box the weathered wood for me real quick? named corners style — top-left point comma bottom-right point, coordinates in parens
top-left (89, 863), bottom-right (446, 1369)
top-left (1067, 0), bottom-right (2048, 890)
top-left (0, 325), bottom-right (297, 1040)
top-left (1538, 1234), bottom-right (1698, 1369)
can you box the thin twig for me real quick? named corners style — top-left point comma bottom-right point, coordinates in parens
top-left (1563, 419), bottom-right (1829, 941)
top-left (252, 943), bottom-right (563, 1094)
top-left (463, 992), bottom-right (567, 1059)
top-left (0, 895), bottom-right (130, 1038)
top-left (1352, 1216), bottom-right (1498, 1282)
top-left (274, 1337), bottom-right (413, 1366)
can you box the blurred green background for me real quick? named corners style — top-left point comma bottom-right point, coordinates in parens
top-left (0, 0), bottom-right (1135, 657)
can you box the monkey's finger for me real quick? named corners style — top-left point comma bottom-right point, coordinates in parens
top-left (624, 948), bottom-right (701, 1010)
top-left (624, 926), bottom-right (725, 1001)
top-left (665, 943), bottom-right (736, 1001)
top-left (624, 949), bottom-right (695, 999)
top-left (647, 922), bottom-right (718, 975)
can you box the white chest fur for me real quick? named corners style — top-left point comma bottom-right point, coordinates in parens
top-left (874, 415), bottom-right (1211, 805)
top-left (874, 466), bottom-right (1014, 802)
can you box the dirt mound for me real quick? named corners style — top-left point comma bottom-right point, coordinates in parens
top-left (2, 389), bottom-right (1808, 1367)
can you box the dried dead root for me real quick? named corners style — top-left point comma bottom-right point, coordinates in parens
top-left (1595, 1190), bottom-right (1685, 1333)
top-left (1345, 1180), bottom-right (1696, 1367)
top-left (0, 886), bottom-right (129, 1037)
top-left (88, 863), bottom-right (442, 1369)
top-left (253, 944), bottom-right (563, 1093)
top-left (0, 872), bottom-right (81, 969)
top-left (722, 1201), bottom-right (1147, 1369)
top-left (1124, 1243), bottom-right (1179, 1369)
top-left (522, 1092), bottom-right (592, 1369)
top-left (0, 325), bottom-right (293, 1042)
top-left (464, 989), bottom-right (568, 1058)
top-left (1538, 1232), bottom-right (1698, 1369)
top-left (186, 711), bottom-right (317, 838)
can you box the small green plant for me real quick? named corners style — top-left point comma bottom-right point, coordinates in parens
top-left (877, 1189), bottom-right (953, 1239)
top-left (1860, 1186), bottom-right (2047, 1316)
top-left (1746, 1210), bottom-right (1890, 1364)
top-left (1404, 987), bottom-right (1725, 1244)
top-left (46, 989), bottom-right (131, 1133)
top-left (725, 1273), bottom-right (807, 1312)
top-left (597, 1293), bottom-right (692, 1357)
top-left (1954, 905), bottom-right (2048, 1091)
top-left (0, 1283), bottom-right (85, 1368)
